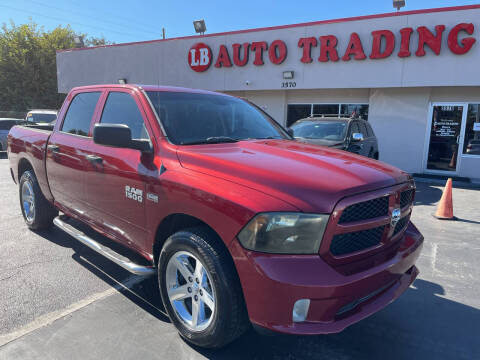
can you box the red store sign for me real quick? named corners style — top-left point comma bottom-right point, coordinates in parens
top-left (188, 23), bottom-right (476, 72)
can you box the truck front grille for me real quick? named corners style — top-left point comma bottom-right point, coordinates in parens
top-left (400, 189), bottom-right (414, 208)
top-left (339, 196), bottom-right (389, 223)
top-left (393, 216), bottom-right (409, 236)
top-left (321, 184), bottom-right (415, 266)
top-left (330, 226), bottom-right (385, 256)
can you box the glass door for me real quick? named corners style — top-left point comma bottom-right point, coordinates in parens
top-left (425, 104), bottom-right (466, 173)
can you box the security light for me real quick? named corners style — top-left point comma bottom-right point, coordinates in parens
top-left (393, 0), bottom-right (405, 11)
top-left (283, 71), bottom-right (294, 79)
top-left (193, 19), bottom-right (207, 35)
top-left (73, 35), bottom-right (84, 48)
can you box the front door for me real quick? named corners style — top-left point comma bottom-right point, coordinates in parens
top-left (84, 89), bottom-right (153, 252)
top-left (425, 104), bottom-right (466, 174)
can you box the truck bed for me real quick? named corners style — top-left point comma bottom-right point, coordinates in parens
top-left (8, 125), bottom-right (53, 201)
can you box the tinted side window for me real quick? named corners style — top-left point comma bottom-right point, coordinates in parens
top-left (100, 92), bottom-right (148, 140)
top-left (358, 122), bottom-right (368, 137)
top-left (366, 123), bottom-right (375, 137)
top-left (0, 121), bottom-right (12, 130)
top-left (61, 92), bottom-right (101, 136)
top-left (349, 122), bottom-right (359, 135)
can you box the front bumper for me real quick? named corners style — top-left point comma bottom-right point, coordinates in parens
top-left (230, 221), bottom-right (423, 334)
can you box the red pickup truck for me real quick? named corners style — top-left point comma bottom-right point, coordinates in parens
top-left (8, 84), bottom-right (423, 348)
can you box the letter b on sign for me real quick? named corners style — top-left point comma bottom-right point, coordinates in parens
top-left (188, 43), bottom-right (212, 72)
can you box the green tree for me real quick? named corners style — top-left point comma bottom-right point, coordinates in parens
top-left (0, 21), bottom-right (111, 114)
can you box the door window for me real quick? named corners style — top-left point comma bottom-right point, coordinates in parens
top-left (349, 122), bottom-right (359, 136)
top-left (358, 122), bottom-right (368, 138)
top-left (464, 105), bottom-right (480, 155)
top-left (366, 122), bottom-right (375, 137)
top-left (100, 92), bottom-right (149, 140)
top-left (61, 92), bottom-right (101, 136)
top-left (427, 105), bottom-right (463, 171)
top-left (0, 120), bottom-right (16, 130)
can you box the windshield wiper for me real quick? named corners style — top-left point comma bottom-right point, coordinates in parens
top-left (181, 136), bottom-right (239, 145)
top-left (252, 136), bottom-right (281, 140)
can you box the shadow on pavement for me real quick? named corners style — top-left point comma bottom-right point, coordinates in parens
top-left (413, 182), bottom-right (443, 206)
top-left (453, 217), bottom-right (480, 225)
top-left (195, 279), bottom-right (479, 360)
top-left (35, 227), bottom-right (479, 360)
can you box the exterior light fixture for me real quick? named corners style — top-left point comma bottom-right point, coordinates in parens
top-left (393, 0), bottom-right (405, 11)
top-left (73, 35), bottom-right (84, 48)
top-left (283, 71), bottom-right (294, 79)
top-left (118, 78), bottom-right (127, 84)
top-left (193, 19), bottom-right (207, 35)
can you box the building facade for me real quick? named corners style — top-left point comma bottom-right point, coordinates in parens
top-left (56, 5), bottom-right (480, 182)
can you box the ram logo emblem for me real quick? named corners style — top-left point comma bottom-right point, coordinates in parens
top-left (125, 186), bottom-right (143, 203)
top-left (391, 208), bottom-right (401, 227)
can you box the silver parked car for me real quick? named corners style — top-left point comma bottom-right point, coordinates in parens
top-left (0, 118), bottom-right (27, 151)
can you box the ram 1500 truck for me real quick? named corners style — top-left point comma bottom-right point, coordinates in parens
top-left (8, 84), bottom-right (423, 348)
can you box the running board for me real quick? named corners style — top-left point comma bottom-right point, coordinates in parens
top-left (53, 216), bottom-right (156, 276)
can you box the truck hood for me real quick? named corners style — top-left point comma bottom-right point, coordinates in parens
top-left (176, 139), bottom-right (411, 213)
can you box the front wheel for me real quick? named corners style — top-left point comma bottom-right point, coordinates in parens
top-left (19, 170), bottom-right (58, 230)
top-left (158, 227), bottom-right (249, 348)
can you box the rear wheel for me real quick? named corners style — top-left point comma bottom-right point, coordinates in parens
top-left (158, 227), bottom-right (249, 348)
top-left (19, 170), bottom-right (58, 230)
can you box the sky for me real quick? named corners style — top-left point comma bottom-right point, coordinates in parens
top-left (0, 0), bottom-right (477, 44)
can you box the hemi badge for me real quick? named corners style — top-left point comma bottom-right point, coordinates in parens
top-left (147, 193), bottom-right (159, 203)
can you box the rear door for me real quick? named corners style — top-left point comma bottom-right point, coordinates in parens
top-left (83, 89), bottom-right (153, 251)
top-left (46, 90), bottom-right (102, 215)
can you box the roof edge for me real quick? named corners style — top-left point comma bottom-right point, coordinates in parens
top-left (56, 4), bottom-right (480, 53)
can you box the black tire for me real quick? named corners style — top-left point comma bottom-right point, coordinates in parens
top-left (374, 152), bottom-right (379, 160)
top-left (368, 149), bottom-right (374, 158)
top-left (19, 170), bottom-right (58, 230)
top-left (158, 227), bottom-right (249, 348)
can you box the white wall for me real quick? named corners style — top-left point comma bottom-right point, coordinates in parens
top-left (361, 88), bottom-right (431, 173)
top-left (57, 7), bottom-right (480, 93)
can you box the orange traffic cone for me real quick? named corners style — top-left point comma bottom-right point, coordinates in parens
top-left (434, 178), bottom-right (456, 220)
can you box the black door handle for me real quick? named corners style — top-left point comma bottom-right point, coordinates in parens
top-left (86, 155), bottom-right (103, 164)
top-left (47, 144), bottom-right (59, 152)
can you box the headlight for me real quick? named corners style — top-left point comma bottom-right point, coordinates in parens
top-left (237, 213), bottom-right (329, 254)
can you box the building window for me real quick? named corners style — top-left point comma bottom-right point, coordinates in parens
top-left (287, 104), bottom-right (311, 127)
top-left (464, 105), bottom-right (480, 155)
top-left (340, 104), bottom-right (369, 120)
top-left (287, 103), bottom-right (368, 127)
top-left (312, 104), bottom-right (339, 117)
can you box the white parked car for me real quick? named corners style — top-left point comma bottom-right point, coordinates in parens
top-left (25, 109), bottom-right (58, 124)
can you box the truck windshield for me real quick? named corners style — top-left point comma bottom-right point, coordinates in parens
top-left (291, 121), bottom-right (347, 141)
top-left (146, 91), bottom-right (289, 145)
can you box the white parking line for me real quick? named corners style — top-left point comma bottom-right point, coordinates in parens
top-left (0, 272), bottom-right (144, 347)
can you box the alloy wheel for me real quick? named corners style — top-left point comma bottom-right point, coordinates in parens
top-left (21, 180), bottom-right (35, 223)
top-left (166, 251), bottom-right (216, 332)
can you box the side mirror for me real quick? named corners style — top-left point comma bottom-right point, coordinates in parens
top-left (351, 132), bottom-right (364, 142)
top-left (287, 128), bottom-right (294, 137)
top-left (93, 123), bottom-right (152, 153)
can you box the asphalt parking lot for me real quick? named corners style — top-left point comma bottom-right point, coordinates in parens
top-left (0, 154), bottom-right (479, 360)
